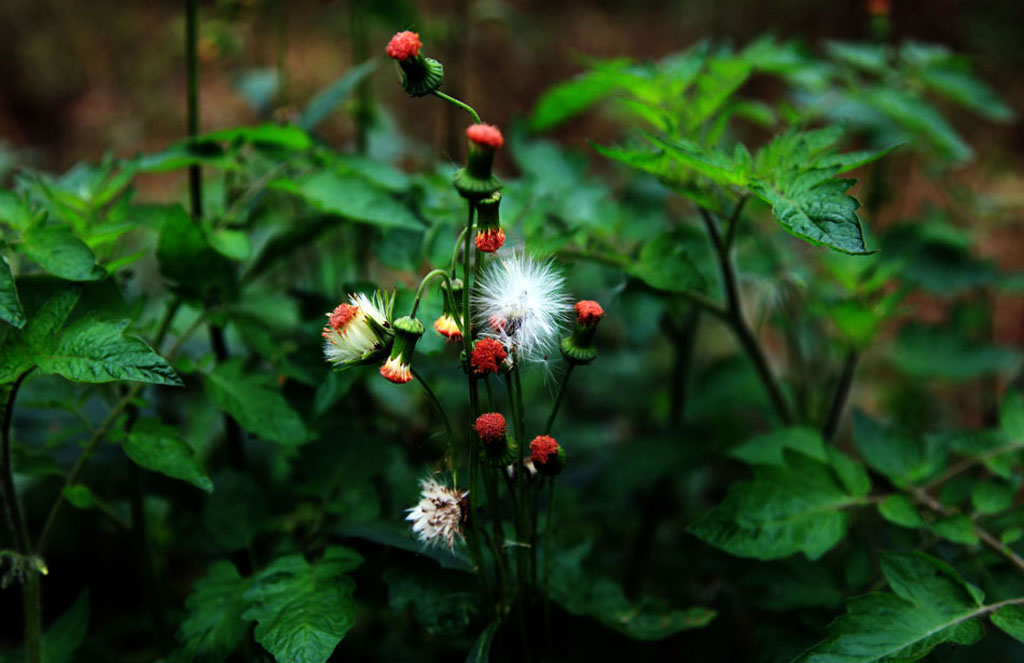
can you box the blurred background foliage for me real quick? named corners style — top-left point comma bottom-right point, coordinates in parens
top-left (1, 1), bottom-right (1024, 662)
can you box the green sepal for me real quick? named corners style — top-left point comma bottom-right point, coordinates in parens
top-left (561, 334), bottom-right (598, 365)
top-left (397, 56), bottom-right (444, 98)
top-left (453, 145), bottom-right (502, 200)
top-left (535, 445), bottom-right (567, 477)
top-left (475, 192), bottom-right (502, 231)
top-left (389, 315), bottom-right (425, 361)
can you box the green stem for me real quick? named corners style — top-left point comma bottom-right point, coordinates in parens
top-left (699, 206), bottom-right (795, 425)
top-left (410, 367), bottom-right (457, 479)
top-left (186, 0), bottom-right (202, 221)
top-left (822, 350), bottom-right (858, 441)
top-left (410, 269), bottom-right (452, 318)
top-left (433, 90), bottom-right (482, 124)
top-left (543, 477), bottom-right (555, 650)
top-left (1, 371), bottom-right (40, 663)
top-left (450, 227), bottom-right (468, 276)
top-left (544, 365), bottom-right (575, 435)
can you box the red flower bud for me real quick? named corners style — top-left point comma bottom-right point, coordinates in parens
top-left (465, 123), bottom-right (504, 149)
top-left (385, 31), bottom-right (422, 61)
top-left (470, 338), bottom-right (507, 375)
top-left (475, 412), bottom-right (507, 442)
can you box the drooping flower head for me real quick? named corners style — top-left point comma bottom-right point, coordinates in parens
top-left (322, 291), bottom-right (393, 368)
top-left (530, 435), bottom-right (566, 476)
top-left (433, 278), bottom-right (464, 341)
top-left (474, 251), bottom-right (572, 363)
top-left (405, 478), bottom-right (468, 549)
top-left (470, 337), bottom-right (507, 375)
top-left (385, 30), bottom-right (443, 97)
top-left (380, 315), bottom-right (425, 384)
top-left (561, 299), bottom-right (606, 365)
top-left (474, 192), bottom-right (505, 253)
top-left (453, 124), bottom-right (503, 200)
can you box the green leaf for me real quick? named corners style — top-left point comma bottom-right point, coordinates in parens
top-left (932, 515), bottom-right (979, 545)
top-left (628, 232), bottom-right (707, 293)
top-left (134, 141), bottom-right (237, 173)
top-left (971, 480), bottom-right (1016, 515)
top-left (273, 171), bottom-right (423, 231)
top-left (0, 255), bottom-right (25, 328)
top-left (124, 419), bottom-right (212, 492)
top-left (1000, 390), bottom-right (1024, 441)
top-left (730, 427), bottom-right (826, 467)
top-left (853, 413), bottom-right (940, 487)
top-left (155, 206), bottom-right (235, 301)
top-left (0, 287), bottom-right (81, 383)
top-left (0, 191), bottom-right (34, 231)
top-left (466, 621), bottom-right (500, 663)
top-left (202, 471), bottom-right (268, 551)
top-left (794, 551), bottom-right (988, 663)
top-left (242, 547), bottom-right (363, 663)
top-left (302, 59), bottom-right (379, 130)
top-left (34, 317), bottom-right (183, 386)
top-left (689, 450), bottom-right (864, 560)
top-left (204, 359), bottom-right (309, 446)
top-left (877, 495), bottom-right (925, 529)
top-left (209, 229), bottom-right (252, 261)
top-left (201, 124), bottom-right (312, 151)
top-left (916, 66), bottom-right (1014, 123)
top-left (825, 41), bottom-right (890, 74)
top-left (860, 87), bottom-right (972, 162)
top-left (529, 61), bottom-right (631, 132)
top-left (991, 605), bottom-right (1024, 644)
top-left (384, 567), bottom-right (477, 637)
top-left (750, 176), bottom-right (868, 255)
top-left (889, 324), bottom-right (1021, 381)
top-left (178, 561), bottom-right (251, 663)
top-left (41, 590), bottom-right (89, 663)
top-left (62, 484), bottom-right (95, 510)
top-left (17, 226), bottom-right (105, 281)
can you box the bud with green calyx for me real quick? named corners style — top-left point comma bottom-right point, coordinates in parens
top-left (530, 435), bottom-right (566, 477)
top-left (453, 124), bottom-right (503, 200)
top-left (560, 300), bottom-right (605, 365)
top-left (386, 31), bottom-right (444, 98)
top-left (380, 315), bottom-right (425, 384)
top-left (474, 192), bottom-right (505, 253)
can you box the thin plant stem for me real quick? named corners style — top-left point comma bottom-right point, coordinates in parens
top-left (543, 477), bottom-right (555, 650)
top-left (698, 206), bottom-right (795, 425)
top-left (433, 90), bottom-right (481, 124)
top-left (410, 367), bottom-right (458, 478)
top-left (1, 371), bottom-right (40, 663)
top-left (544, 365), bottom-right (575, 435)
top-left (450, 227), bottom-right (468, 276)
top-left (185, 0), bottom-right (202, 221)
top-left (410, 269), bottom-right (453, 318)
top-left (823, 350), bottom-right (858, 441)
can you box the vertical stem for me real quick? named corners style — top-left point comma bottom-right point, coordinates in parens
top-left (666, 308), bottom-right (699, 428)
top-left (185, 0), bottom-right (202, 221)
top-left (1, 371), bottom-right (41, 663)
top-left (543, 477), bottom-right (555, 650)
top-left (699, 207), bottom-right (795, 425)
top-left (822, 350), bottom-right (858, 441)
top-left (544, 365), bottom-right (574, 435)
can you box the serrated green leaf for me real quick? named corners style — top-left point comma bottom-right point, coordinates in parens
top-left (204, 359), bottom-right (309, 446)
top-left (794, 551), bottom-right (988, 663)
top-left (302, 59), bottom-right (379, 131)
top-left (0, 287), bottom-right (80, 383)
top-left (242, 547), bottom-right (363, 663)
top-left (853, 412), bottom-right (940, 486)
top-left (156, 206), bottom-right (236, 301)
top-left (0, 255), bottom-right (25, 328)
top-left (730, 427), bottom-right (826, 467)
top-left (860, 87), bottom-right (972, 162)
top-left (628, 232), bottom-right (707, 294)
top-left (17, 226), bottom-right (105, 281)
top-left (690, 450), bottom-right (864, 560)
top-left (273, 171), bottom-right (422, 231)
top-left (530, 62), bottom-right (630, 132)
top-left (125, 419), bottom-right (212, 492)
top-left (750, 176), bottom-right (869, 255)
top-left (34, 317), bottom-right (182, 386)
top-left (878, 495), bottom-right (925, 529)
top-left (178, 561), bottom-right (251, 663)
top-left (991, 605), bottom-right (1024, 644)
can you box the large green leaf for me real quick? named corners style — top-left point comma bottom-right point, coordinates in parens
top-left (690, 449), bottom-right (868, 560)
top-left (852, 413), bottom-right (941, 487)
top-left (860, 87), bottom-right (972, 162)
top-left (529, 61), bottom-right (632, 132)
top-left (204, 359), bottom-right (309, 446)
top-left (125, 419), bottom-right (212, 492)
top-left (0, 255), bottom-right (25, 328)
top-left (34, 316), bottom-right (182, 386)
top-left (0, 190), bottom-right (34, 231)
top-left (201, 124), bottom-right (312, 151)
top-left (178, 561), bottom-right (251, 663)
top-left (272, 171), bottom-right (423, 231)
top-left (155, 206), bottom-right (236, 301)
top-left (17, 226), bottom-right (105, 281)
top-left (628, 232), bottom-right (707, 293)
top-left (793, 552), bottom-right (994, 663)
top-left (242, 547), bottom-right (363, 663)
top-left (750, 175), bottom-right (868, 254)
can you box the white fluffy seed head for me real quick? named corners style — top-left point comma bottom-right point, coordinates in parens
top-left (405, 478), bottom-right (467, 549)
top-left (473, 250), bottom-right (572, 363)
